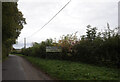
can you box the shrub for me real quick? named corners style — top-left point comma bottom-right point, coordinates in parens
top-left (21, 25), bottom-right (120, 68)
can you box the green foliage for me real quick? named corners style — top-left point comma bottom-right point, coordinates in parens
top-left (10, 49), bottom-right (21, 54)
top-left (23, 55), bottom-right (119, 80)
top-left (21, 39), bottom-right (54, 58)
top-left (21, 24), bottom-right (119, 68)
top-left (2, 2), bottom-right (26, 59)
top-left (86, 25), bottom-right (97, 41)
top-left (73, 25), bottom-right (120, 67)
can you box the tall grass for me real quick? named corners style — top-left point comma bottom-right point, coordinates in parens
top-left (21, 55), bottom-right (119, 80)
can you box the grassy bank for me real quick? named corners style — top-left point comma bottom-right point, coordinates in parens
top-left (16, 54), bottom-right (119, 80)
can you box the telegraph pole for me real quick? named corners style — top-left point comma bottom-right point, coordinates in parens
top-left (24, 38), bottom-right (26, 49)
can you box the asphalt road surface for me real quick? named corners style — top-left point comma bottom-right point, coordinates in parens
top-left (2, 55), bottom-right (52, 80)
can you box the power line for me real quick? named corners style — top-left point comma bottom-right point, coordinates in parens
top-left (27, 0), bottom-right (71, 38)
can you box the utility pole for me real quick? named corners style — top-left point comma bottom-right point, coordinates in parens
top-left (24, 38), bottom-right (26, 49)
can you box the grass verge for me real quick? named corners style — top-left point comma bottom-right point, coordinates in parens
top-left (16, 54), bottom-right (119, 80)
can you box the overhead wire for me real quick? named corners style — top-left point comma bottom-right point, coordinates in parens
top-left (26, 0), bottom-right (71, 38)
top-left (17, 0), bottom-right (72, 49)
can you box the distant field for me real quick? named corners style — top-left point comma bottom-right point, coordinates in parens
top-left (16, 54), bottom-right (119, 80)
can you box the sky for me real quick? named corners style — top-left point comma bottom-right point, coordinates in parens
top-left (13, 0), bottom-right (119, 49)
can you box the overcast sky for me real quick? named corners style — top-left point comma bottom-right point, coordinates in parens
top-left (13, 0), bottom-right (119, 49)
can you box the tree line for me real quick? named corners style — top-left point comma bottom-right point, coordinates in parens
top-left (13, 24), bottom-right (120, 68)
top-left (2, 2), bottom-right (26, 59)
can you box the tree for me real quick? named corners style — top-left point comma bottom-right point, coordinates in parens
top-left (86, 25), bottom-right (97, 41)
top-left (58, 32), bottom-right (78, 56)
top-left (2, 2), bottom-right (26, 58)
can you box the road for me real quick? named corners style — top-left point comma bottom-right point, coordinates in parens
top-left (2, 55), bottom-right (52, 80)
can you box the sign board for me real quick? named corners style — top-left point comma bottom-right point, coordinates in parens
top-left (46, 46), bottom-right (62, 52)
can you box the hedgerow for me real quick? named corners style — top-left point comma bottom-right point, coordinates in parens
top-left (18, 24), bottom-right (120, 68)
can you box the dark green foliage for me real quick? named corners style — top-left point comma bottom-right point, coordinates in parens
top-left (21, 24), bottom-right (119, 68)
top-left (73, 25), bottom-right (120, 68)
top-left (21, 39), bottom-right (54, 58)
top-left (10, 49), bottom-right (21, 54)
top-left (86, 25), bottom-right (97, 41)
top-left (2, 2), bottom-right (26, 59)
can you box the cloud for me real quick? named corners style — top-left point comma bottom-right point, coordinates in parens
top-left (13, 0), bottom-right (119, 49)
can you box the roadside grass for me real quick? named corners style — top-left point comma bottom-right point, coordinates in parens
top-left (13, 54), bottom-right (24, 57)
top-left (16, 54), bottom-right (119, 80)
